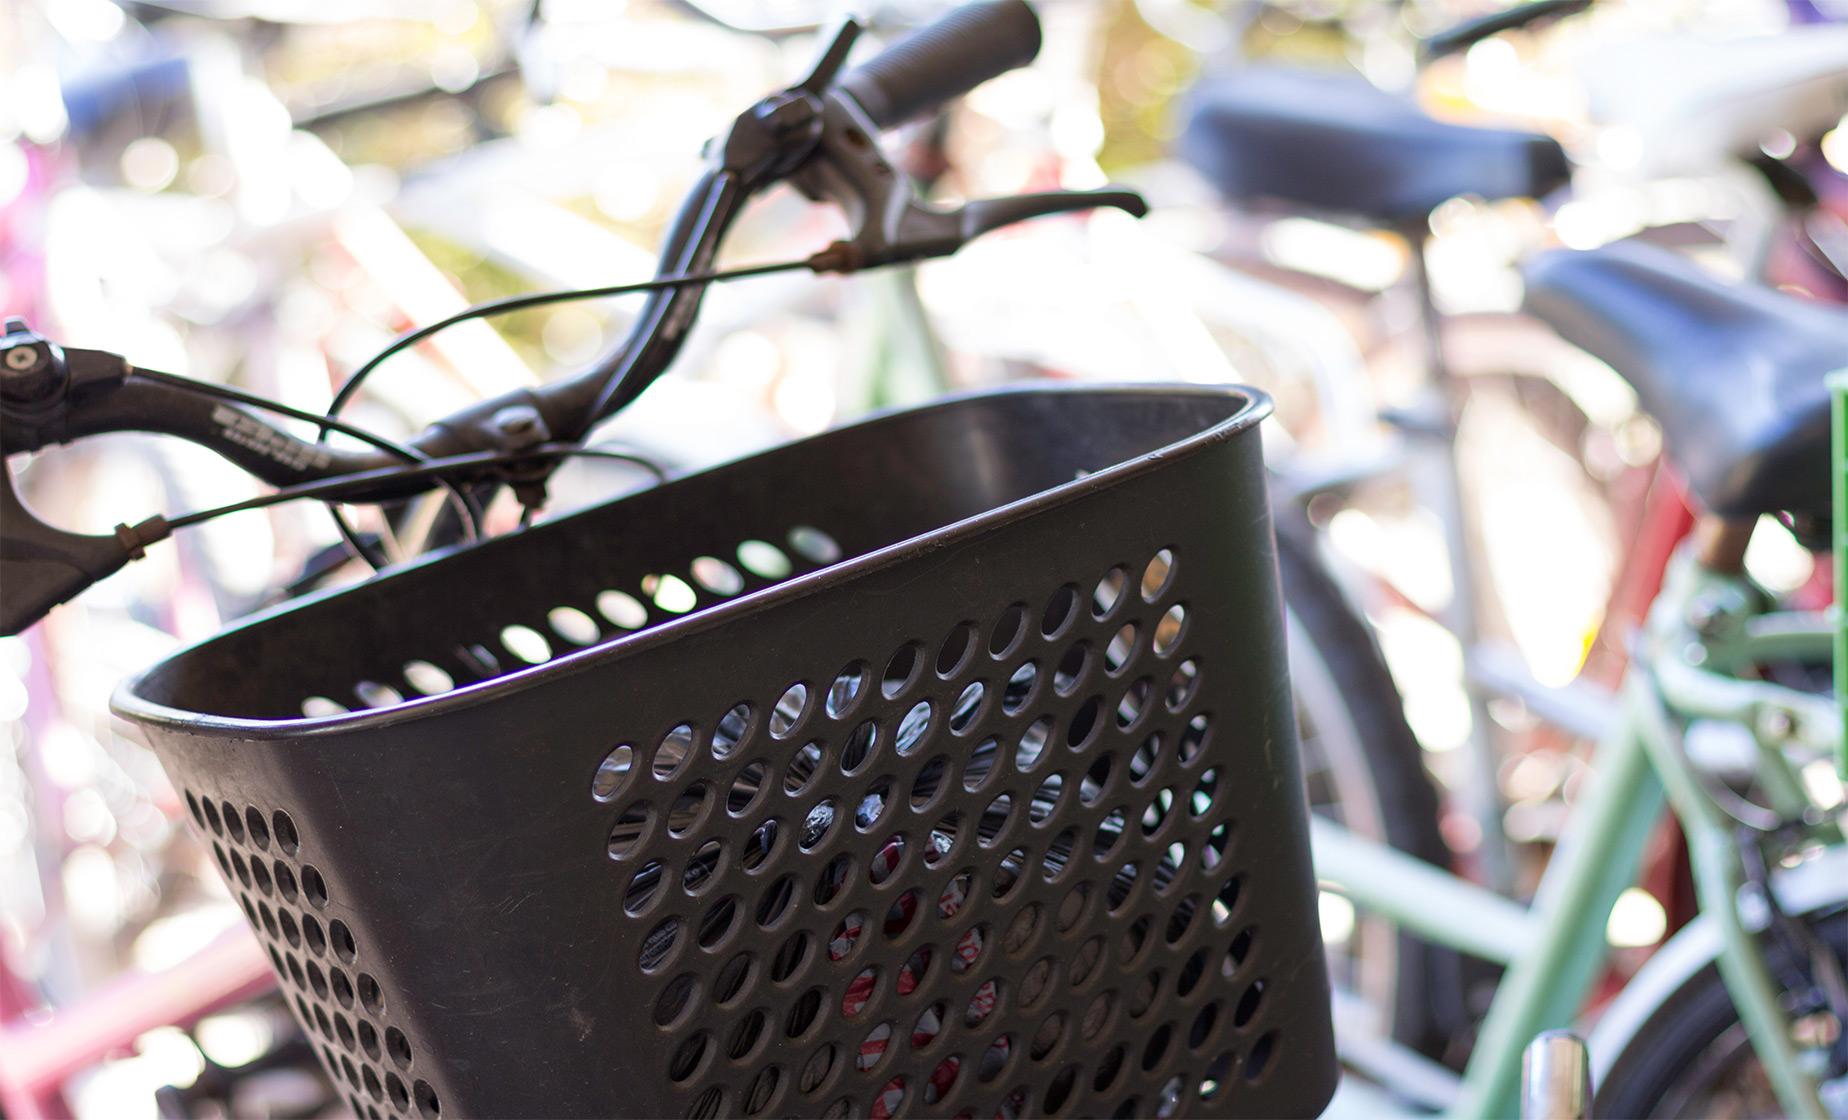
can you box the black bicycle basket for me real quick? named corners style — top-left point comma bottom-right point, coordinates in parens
top-left (115, 384), bottom-right (1337, 1119)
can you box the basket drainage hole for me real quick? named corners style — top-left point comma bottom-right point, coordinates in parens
top-left (743, 1066), bottom-right (779, 1114)
top-left (787, 741), bottom-right (826, 794)
top-left (898, 946), bottom-right (932, 994)
top-left (912, 1002), bottom-right (945, 1049)
top-left (827, 661), bottom-right (870, 718)
top-left (1180, 713), bottom-right (1213, 765)
top-left (1004, 661), bottom-right (1038, 714)
top-left (964, 980), bottom-right (999, 1027)
top-left (683, 840), bottom-right (723, 892)
top-left (655, 724), bottom-right (695, 780)
top-left (329, 919), bottom-right (356, 963)
top-left (1044, 1065), bottom-right (1077, 1113)
top-left (924, 814), bottom-right (960, 868)
top-left (977, 1034), bottom-right (1011, 1081)
top-left (692, 556), bottom-right (745, 596)
top-left (386, 1027), bottom-right (412, 1071)
top-left (738, 539), bottom-right (793, 580)
top-left (771, 683), bottom-right (809, 738)
top-left (626, 861), bottom-right (664, 914)
top-left (668, 784), bottom-right (710, 837)
top-left (989, 603), bottom-right (1027, 657)
top-left (607, 805), bottom-right (651, 860)
top-left (500, 625), bottom-right (551, 665)
top-left (668, 1032), bottom-right (709, 1083)
top-left (359, 973), bottom-right (384, 1016)
top-left (699, 897), bottom-right (740, 948)
top-left (801, 1044), bottom-right (837, 1094)
top-left (841, 966), bottom-right (878, 1018)
top-left (1054, 642), bottom-right (1089, 695)
top-left (1246, 1031), bottom-right (1279, 1081)
top-left (639, 917), bottom-right (681, 972)
top-left (856, 1023), bottom-right (892, 1071)
top-left (787, 525), bottom-right (840, 565)
top-left (713, 702), bottom-right (754, 759)
top-left (592, 744), bottom-right (634, 803)
top-left (729, 1008), bottom-right (768, 1060)
top-left (549, 606), bottom-right (599, 646)
top-left (345, 671), bottom-right (406, 711)
top-left (1200, 1052), bottom-right (1232, 1100)
top-left (1105, 625), bottom-right (1137, 674)
top-left (938, 872), bottom-right (972, 921)
top-left (1042, 584), bottom-right (1079, 637)
top-left (1093, 1046), bottom-right (1125, 1093)
top-left (645, 573), bottom-right (697, 614)
top-left (894, 702), bottom-right (932, 758)
top-left (874, 1075), bottom-right (907, 1115)
top-left (403, 660), bottom-right (454, 695)
top-left (868, 836), bottom-right (905, 884)
top-left (1153, 604), bottom-right (1188, 657)
top-left (1141, 548), bottom-right (1176, 601)
top-left (923, 1056), bottom-right (961, 1105)
top-left (1167, 658), bottom-right (1201, 711)
top-left (1093, 566), bottom-right (1129, 618)
top-left (1117, 678), bottom-right (1153, 728)
top-left (597, 590), bottom-right (647, 630)
top-left (949, 682), bottom-right (984, 734)
top-left (815, 854), bottom-right (853, 906)
top-left (935, 622), bottom-right (977, 679)
top-left (301, 865), bottom-right (328, 909)
top-left (829, 911), bottom-right (866, 962)
top-left (244, 807), bottom-right (270, 850)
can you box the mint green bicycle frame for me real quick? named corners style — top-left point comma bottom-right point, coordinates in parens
top-left (1311, 376), bottom-right (1848, 1118)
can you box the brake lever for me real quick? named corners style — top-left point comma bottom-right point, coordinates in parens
top-left (787, 76), bottom-right (1146, 275)
top-left (0, 458), bottom-right (169, 635)
top-left (808, 187), bottom-right (1148, 273)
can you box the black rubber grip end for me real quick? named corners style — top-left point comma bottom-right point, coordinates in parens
top-left (837, 0), bottom-right (1042, 131)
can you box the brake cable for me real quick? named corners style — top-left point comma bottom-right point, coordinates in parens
top-left (165, 444), bottom-right (665, 530)
top-left (135, 367), bottom-right (487, 542)
top-left (318, 256), bottom-right (822, 433)
top-left (312, 254), bottom-right (821, 568)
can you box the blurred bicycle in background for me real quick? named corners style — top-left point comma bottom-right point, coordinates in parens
top-left (4, 0), bottom-right (1847, 1116)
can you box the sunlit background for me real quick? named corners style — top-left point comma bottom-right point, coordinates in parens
top-left (3, 0), bottom-right (1845, 1114)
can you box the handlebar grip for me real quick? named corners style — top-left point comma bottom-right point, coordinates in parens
top-left (836, 0), bottom-right (1042, 131)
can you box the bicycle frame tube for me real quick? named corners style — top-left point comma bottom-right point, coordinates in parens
top-left (1315, 551), bottom-right (1837, 1117)
top-left (1316, 681), bottom-right (1663, 1118)
top-left (1629, 669), bottom-right (1828, 1118)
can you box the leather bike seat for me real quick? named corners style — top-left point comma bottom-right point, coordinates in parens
top-left (1524, 241), bottom-right (1848, 519)
top-left (1179, 66), bottom-right (1570, 224)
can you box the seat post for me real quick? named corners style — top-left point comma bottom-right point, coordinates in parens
top-left (1404, 226), bottom-right (1516, 892)
top-left (1691, 516), bottom-right (1754, 575)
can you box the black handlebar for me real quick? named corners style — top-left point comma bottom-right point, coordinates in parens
top-left (838, 0), bottom-right (1042, 130)
top-left (2, 1), bottom-right (1148, 635)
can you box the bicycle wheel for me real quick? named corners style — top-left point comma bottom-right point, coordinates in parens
top-left (1277, 523), bottom-right (1471, 1059)
top-left (1596, 908), bottom-right (1848, 1118)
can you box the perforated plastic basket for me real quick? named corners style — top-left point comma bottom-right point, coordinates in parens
top-left (115, 384), bottom-right (1337, 1119)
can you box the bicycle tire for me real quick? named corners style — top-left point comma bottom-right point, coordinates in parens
top-left (1276, 522), bottom-right (1472, 1060)
top-left (1595, 908), bottom-right (1848, 1118)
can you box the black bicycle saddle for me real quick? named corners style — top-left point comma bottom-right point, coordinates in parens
top-left (1179, 66), bottom-right (1569, 224)
top-left (1524, 240), bottom-right (1848, 519)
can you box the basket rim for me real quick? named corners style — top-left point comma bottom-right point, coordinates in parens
top-left (111, 381), bottom-right (1272, 739)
